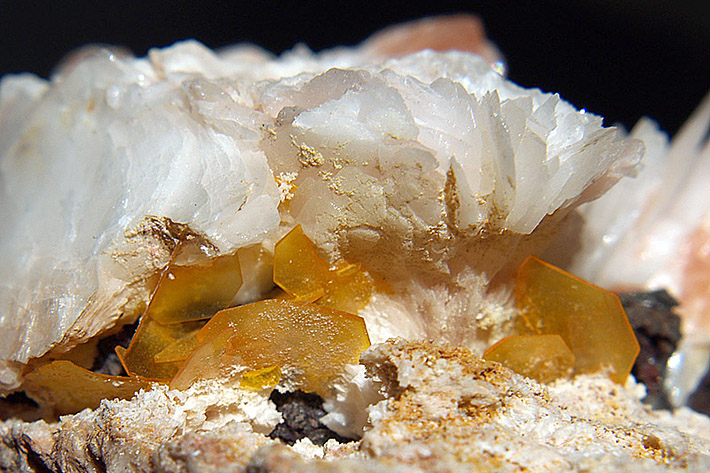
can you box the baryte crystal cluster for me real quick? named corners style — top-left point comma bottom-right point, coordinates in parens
top-left (2, 14), bottom-right (708, 473)
top-left (0, 35), bottom-right (641, 393)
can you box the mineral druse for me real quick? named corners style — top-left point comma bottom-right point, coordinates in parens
top-left (0, 34), bottom-right (642, 394)
top-left (1, 14), bottom-right (709, 473)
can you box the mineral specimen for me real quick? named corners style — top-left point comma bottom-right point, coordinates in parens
top-left (2, 13), bottom-right (707, 473)
top-left (0, 19), bottom-right (643, 394)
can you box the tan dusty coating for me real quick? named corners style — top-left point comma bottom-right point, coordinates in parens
top-left (2, 340), bottom-right (710, 472)
top-left (356, 341), bottom-right (710, 472)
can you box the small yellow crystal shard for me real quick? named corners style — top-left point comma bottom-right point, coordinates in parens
top-left (515, 256), bottom-right (640, 384)
top-left (153, 329), bottom-right (202, 364)
top-left (273, 225), bottom-right (373, 313)
top-left (120, 245), bottom-right (242, 380)
top-left (274, 225), bottom-right (330, 302)
top-left (319, 263), bottom-right (375, 314)
top-left (118, 318), bottom-right (206, 381)
top-left (24, 360), bottom-right (151, 415)
top-left (171, 299), bottom-right (370, 393)
top-left (240, 366), bottom-right (282, 391)
top-left (483, 334), bottom-right (575, 383)
top-left (149, 251), bottom-right (242, 325)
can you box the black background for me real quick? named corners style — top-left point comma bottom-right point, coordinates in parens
top-left (1, 0), bottom-right (708, 136)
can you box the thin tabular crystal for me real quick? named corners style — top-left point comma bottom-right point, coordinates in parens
top-left (483, 334), bottom-right (575, 383)
top-left (515, 257), bottom-right (640, 384)
top-left (171, 300), bottom-right (370, 393)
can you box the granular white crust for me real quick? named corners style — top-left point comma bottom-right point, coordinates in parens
top-left (2, 340), bottom-right (709, 472)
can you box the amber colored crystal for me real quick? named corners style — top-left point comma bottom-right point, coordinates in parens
top-left (170, 330), bottom-right (233, 390)
top-left (149, 252), bottom-right (242, 325)
top-left (319, 263), bottom-right (374, 315)
top-left (24, 360), bottom-right (151, 415)
top-left (120, 247), bottom-right (242, 380)
top-left (240, 365), bottom-right (282, 391)
top-left (515, 256), bottom-right (640, 384)
top-left (153, 329), bottom-right (202, 364)
top-left (274, 225), bottom-right (373, 313)
top-left (273, 225), bottom-right (330, 302)
top-left (171, 299), bottom-right (370, 393)
top-left (483, 334), bottom-right (575, 383)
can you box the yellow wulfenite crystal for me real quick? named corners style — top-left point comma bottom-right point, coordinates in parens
top-left (170, 299), bottom-right (370, 393)
top-left (24, 360), bottom-right (151, 416)
top-left (274, 225), bottom-right (374, 314)
top-left (483, 334), bottom-right (575, 383)
top-left (240, 366), bottom-right (282, 391)
top-left (119, 247), bottom-right (242, 380)
top-left (515, 256), bottom-right (639, 384)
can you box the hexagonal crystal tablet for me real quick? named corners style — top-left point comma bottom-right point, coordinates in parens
top-left (515, 256), bottom-right (639, 384)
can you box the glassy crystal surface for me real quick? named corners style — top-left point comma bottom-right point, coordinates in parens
top-left (120, 247), bottom-right (242, 380)
top-left (240, 365), bottom-right (282, 391)
top-left (171, 299), bottom-right (370, 393)
top-left (515, 256), bottom-right (640, 384)
top-left (274, 225), bottom-right (331, 302)
top-left (24, 360), bottom-right (150, 415)
top-left (483, 334), bottom-right (575, 383)
top-left (274, 225), bottom-right (373, 314)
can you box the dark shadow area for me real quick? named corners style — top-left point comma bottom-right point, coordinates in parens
top-left (619, 290), bottom-right (681, 410)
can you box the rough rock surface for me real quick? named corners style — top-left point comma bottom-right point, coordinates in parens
top-left (620, 290), bottom-right (682, 410)
top-left (2, 340), bottom-right (709, 472)
top-left (268, 390), bottom-right (354, 446)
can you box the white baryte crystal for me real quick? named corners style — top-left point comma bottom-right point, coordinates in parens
top-left (0, 39), bottom-right (643, 392)
top-left (565, 91), bottom-right (710, 303)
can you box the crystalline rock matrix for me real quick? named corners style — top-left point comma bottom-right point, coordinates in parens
top-left (0, 38), bottom-right (644, 392)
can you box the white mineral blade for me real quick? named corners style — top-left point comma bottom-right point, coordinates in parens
top-left (571, 90), bottom-right (710, 294)
top-left (259, 53), bottom-right (643, 351)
